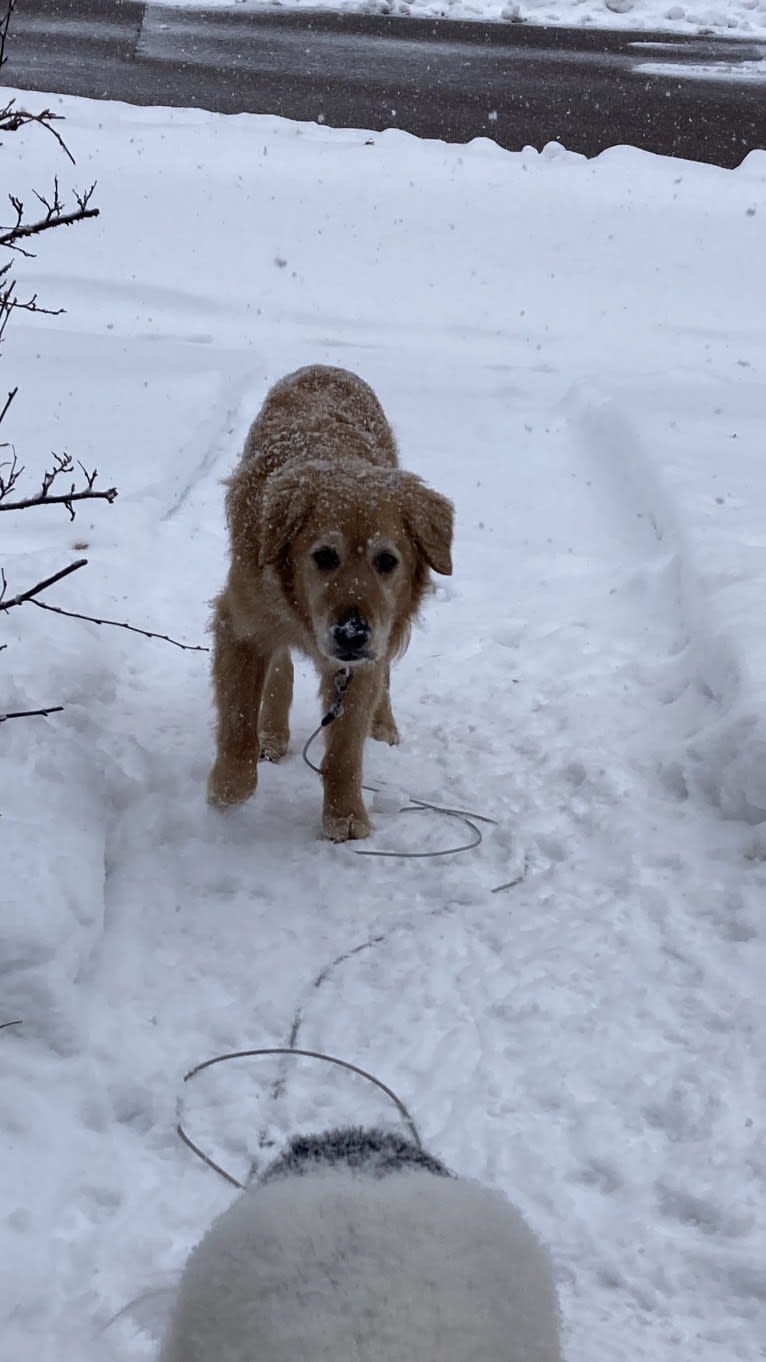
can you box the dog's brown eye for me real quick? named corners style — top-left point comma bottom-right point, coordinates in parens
top-left (374, 551), bottom-right (399, 575)
top-left (313, 546), bottom-right (340, 571)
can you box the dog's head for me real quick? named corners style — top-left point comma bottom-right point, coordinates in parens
top-left (259, 461), bottom-right (453, 666)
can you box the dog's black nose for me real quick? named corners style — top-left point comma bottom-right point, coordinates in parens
top-left (331, 609), bottom-right (371, 658)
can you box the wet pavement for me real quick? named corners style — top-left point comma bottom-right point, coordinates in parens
top-left (3, 0), bottom-right (766, 166)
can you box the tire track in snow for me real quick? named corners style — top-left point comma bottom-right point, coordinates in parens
top-left (563, 383), bottom-right (766, 825)
top-left (160, 367), bottom-right (259, 523)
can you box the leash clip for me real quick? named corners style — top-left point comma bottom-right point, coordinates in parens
top-left (321, 666), bottom-right (353, 727)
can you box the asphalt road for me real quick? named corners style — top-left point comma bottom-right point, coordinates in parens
top-left (3, 0), bottom-right (766, 167)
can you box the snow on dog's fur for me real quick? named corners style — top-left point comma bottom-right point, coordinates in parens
top-left (159, 1128), bottom-right (563, 1362)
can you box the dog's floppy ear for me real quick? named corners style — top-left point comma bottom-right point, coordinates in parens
top-left (398, 475), bottom-right (454, 576)
top-left (258, 467), bottom-right (314, 566)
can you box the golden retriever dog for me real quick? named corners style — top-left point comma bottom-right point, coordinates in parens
top-left (207, 365), bottom-right (454, 841)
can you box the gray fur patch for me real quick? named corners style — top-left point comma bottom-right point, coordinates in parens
top-left (261, 1126), bottom-right (452, 1183)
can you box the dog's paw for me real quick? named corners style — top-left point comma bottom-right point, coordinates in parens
top-left (207, 761), bottom-right (257, 808)
top-left (322, 808), bottom-right (372, 842)
top-left (371, 716), bottom-right (400, 745)
top-left (259, 732), bottom-right (289, 762)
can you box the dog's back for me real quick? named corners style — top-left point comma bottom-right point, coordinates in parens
top-left (159, 1166), bottom-right (562, 1362)
top-left (239, 365), bottom-right (399, 484)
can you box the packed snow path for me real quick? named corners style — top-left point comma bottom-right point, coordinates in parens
top-left (2, 98), bottom-right (765, 1362)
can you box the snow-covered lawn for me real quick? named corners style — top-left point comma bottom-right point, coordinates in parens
top-left (1, 92), bottom-right (765, 1362)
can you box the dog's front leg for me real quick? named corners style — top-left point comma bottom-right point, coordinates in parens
top-left (320, 667), bottom-right (383, 842)
top-left (207, 601), bottom-right (269, 809)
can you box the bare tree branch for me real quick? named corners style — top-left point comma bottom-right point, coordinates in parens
top-left (0, 100), bottom-right (78, 166)
top-left (1, 568), bottom-right (207, 649)
top-left (0, 447), bottom-right (22, 494)
top-left (0, 192), bottom-right (99, 249)
top-left (0, 10), bottom-right (100, 391)
top-left (0, 0), bottom-right (15, 71)
top-left (0, 704), bottom-right (63, 722)
top-left (0, 280), bottom-right (64, 347)
top-left (0, 5), bottom-right (130, 737)
top-left (0, 557), bottom-right (88, 611)
top-left (0, 386), bottom-right (17, 428)
top-left (1, 560), bottom-right (206, 650)
top-left (28, 597), bottom-right (210, 652)
top-left (0, 451), bottom-right (118, 517)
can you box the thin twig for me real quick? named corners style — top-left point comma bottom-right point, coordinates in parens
top-left (0, 386), bottom-right (17, 427)
top-left (491, 855), bottom-right (530, 894)
top-left (0, 484), bottom-right (118, 515)
top-left (0, 286), bottom-right (64, 340)
top-left (0, 450), bottom-right (118, 517)
top-left (0, 557), bottom-right (87, 610)
top-left (0, 201), bottom-right (99, 249)
top-left (0, 705), bottom-right (63, 722)
top-left (0, 450), bottom-right (23, 500)
top-left (28, 598), bottom-right (209, 652)
top-left (0, 560), bottom-right (207, 650)
top-left (0, 103), bottom-right (77, 166)
top-left (0, 0), bottom-right (15, 71)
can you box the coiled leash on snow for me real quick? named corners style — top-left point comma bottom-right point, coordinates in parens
top-left (178, 674), bottom-right (527, 1185)
top-left (302, 667), bottom-right (493, 858)
top-left (176, 1046), bottom-right (423, 1191)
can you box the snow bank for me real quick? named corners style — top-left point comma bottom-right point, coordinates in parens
top-left (155, 0), bottom-right (766, 41)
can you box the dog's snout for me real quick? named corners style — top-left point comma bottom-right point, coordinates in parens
top-left (331, 609), bottom-right (372, 659)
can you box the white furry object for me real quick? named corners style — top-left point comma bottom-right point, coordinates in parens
top-left (159, 1168), bottom-right (562, 1361)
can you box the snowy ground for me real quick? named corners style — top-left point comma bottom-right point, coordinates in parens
top-left (154, 0), bottom-right (766, 42)
top-left (1, 91), bottom-right (765, 1362)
